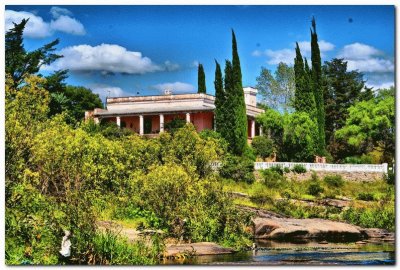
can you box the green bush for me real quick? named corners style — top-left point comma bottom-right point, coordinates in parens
top-left (251, 136), bottom-right (274, 159)
top-left (249, 183), bottom-right (276, 204)
top-left (283, 167), bottom-right (291, 173)
top-left (323, 175), bottom-right (344, 188)
top-left (307, 181), bottom-right (324, 196)
top-left (292, 164), bottom-right (307, 174)
top-left (220, 154), bottom-right (255, 184)
top-left (341, 203), bottom-right (395, 231)
top-left (385, 170), bottom-right (395, 185)
top-left (260, 169), bottom-right (286, 188)
top-left (112, 203), bottom-right (161, 229)
top-left (269, 166), bottom-right (284, 175)
top-left (357, 192), bottom-right (375, 201)
top-left (164, 118), bottom-right (186, 133)
top-left (343, 156), bottom-right (362, 164)
top-left (310, 171), bottom-right (319, 181)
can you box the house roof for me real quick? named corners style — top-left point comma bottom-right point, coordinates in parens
top-left (93, 92), bottom-right (264, 118)
top-left (95, 104), bottom-right (215, 117)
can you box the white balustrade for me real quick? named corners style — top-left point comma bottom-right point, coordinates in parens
top-left (253, 162), bottom-right (388, 174)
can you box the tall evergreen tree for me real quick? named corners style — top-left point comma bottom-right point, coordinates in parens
top-left (322, 58), bottom-right (366, 160)
top-left (197, 63), bottom-right (206, 93)
top-left (230, 30), bottom-right (248, 155)
top-left (214, 60), bottom-right (225, 133)
top-left (5, 19), bottom-right (62, 88)
top-left (310, 17), bottom-right (326, 155)
top-left (222, 60), bottom-right (235, 149)
top-left (293, 42), bottom-right (316, 118)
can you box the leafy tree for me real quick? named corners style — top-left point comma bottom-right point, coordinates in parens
top-left (251, 136), bottom-right (274, 159)
top-left (197, 63), bottom-right (206, 93)
top-left (336, 88), bottom-right (395, 164)
top-left (5, 75), bottom-right (50, 185)
top-left (310, 17), bottom-right (326, 155)
top-left (293, 43), bottom-right (316, 117)
top-left (256, 108), bottom-right (284, 155)
top-left (64, 86), bottom-right (103, 121)
top-left (256, 62), bottom-right (295, 112)
top-left (5, 19), bottom-right (62, 88)
top-left (322, 58), bottom-right (366, 159)
top-left (214, 60), bottom-right (225, 134)
top-left (282, 112), bottom-right (318, 162)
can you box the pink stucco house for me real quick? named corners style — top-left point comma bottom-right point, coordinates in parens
top-left (85, 87), bottom-right (264, 139)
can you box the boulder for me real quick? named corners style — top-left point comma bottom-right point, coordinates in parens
top-left (361, 228), bottom-right (395, 241)
top-left (253, 217), bottom-right (364, 242)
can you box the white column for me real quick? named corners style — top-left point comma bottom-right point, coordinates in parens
top-left (159, 114), bottom-right (164, 133)
top-left (116, 116), bottom-right (121, 127)
top-left (259, 126), bottom-right (263, 136)
top-left (186, 112), bottom-right (191, 123)
top-left (213, 114), bottom-right (216, 131)
top-left (139, 115), bottom-right (144, 135)
top-left (251, 119), bottom-right (256, 138)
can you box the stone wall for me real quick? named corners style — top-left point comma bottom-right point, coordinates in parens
top-left (285, 171), bottom-right (385, 182)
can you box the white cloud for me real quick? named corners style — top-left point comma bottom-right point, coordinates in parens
top-left (264, 49), bottom-right (295, 65)
top-left (5, 10), bottom-right (52, 38)
top-left (297, 40), bottom-right (335, 54)
top-left (337, 43), bottom-right (394, 73)
top-left (50, 15), bottom-right (85, 35)
top-left (338, 43), bottom-right (381, 60)
top-left (5, 8), bottom-right (85, 38)
top-left (88, 84), bottom-right (128, 101)
top-left (151, 82), bottom-right (195, 93)
top-left (346, 58), bottom-right (394, 73)
top-left (253, 40), bottom-right (334, 65)
top-left (164, 60), bottom-right (180, 71)
top-left (50, 6), bottom-right (73, 18)
top-left (45, 44), bottom-right (163, 74)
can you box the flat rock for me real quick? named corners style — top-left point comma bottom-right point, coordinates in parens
top-left (165, 242), bottom-right (234, 257)
top-left (253, 217), bottom-right (364, 242)
top-left (361, 228), bottom-right (395, 241)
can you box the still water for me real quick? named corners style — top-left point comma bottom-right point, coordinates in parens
top-left (164, 240), bottom-right (395, 265)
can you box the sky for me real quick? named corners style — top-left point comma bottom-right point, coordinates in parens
top-left (5, 5), bottom-right (395, 102)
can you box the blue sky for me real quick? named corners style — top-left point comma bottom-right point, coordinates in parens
top-left (5, 5), bottom-right (395, 102)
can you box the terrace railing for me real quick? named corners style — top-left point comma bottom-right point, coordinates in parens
top-left (254, 162), bottom-right (388, 174)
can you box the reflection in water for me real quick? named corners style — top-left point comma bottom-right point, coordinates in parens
top-left (162, 241), bottom-right (395, 265)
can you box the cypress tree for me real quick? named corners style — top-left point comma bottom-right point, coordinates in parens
top-left (310, 17), bottom-right (326, 155)
top-left (197, 63), bottom-right (206, 93)
top-left (223, 60), bottom-right (234, 148)
top-left (214, 60), bottom-right (225, 133)
top-left (293, 43), bottom-right (316, 118)
top-left (230, 30), bottom-right (248, 155)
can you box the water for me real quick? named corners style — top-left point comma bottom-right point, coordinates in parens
top-left (163, 240), bottom-right (395, 265)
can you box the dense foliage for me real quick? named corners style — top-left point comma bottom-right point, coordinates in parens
top-left (336, 88), bottom-right (395, 164)
top-left (5, 74), bottom-right (253, 265)
top-left (251, 136), bottom-right (274, 159)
